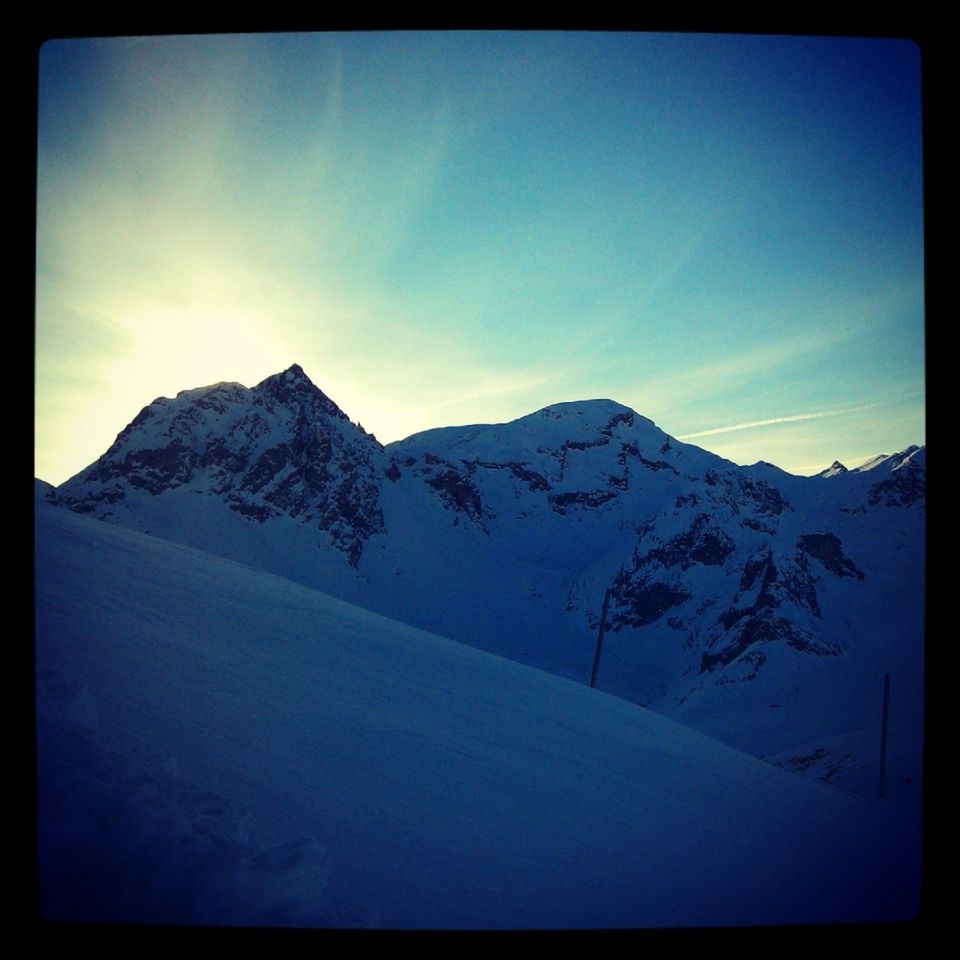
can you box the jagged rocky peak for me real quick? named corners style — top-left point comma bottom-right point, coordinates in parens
top-left (253, 364), bottom-right (351, 424)
top-left (174, 380), bottom-right (246, 400)
top-left (852, 445), bottom-right (925, 475)
top-left (53, 364), bottom-right (388, 565)
top-left (890, 445), bottom-right (923, 470)
top-left (818, 461), bottom-right (848, 478)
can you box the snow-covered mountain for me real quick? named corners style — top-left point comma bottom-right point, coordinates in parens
top-left (45, 364), bottom-right (925, 799)
top-left (53, 365), bottom-right (385, 566)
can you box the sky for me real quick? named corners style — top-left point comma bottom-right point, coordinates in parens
top-left (35, 31), bottom-right (925, 486)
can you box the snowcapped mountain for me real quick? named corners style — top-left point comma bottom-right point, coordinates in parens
top-left (46, 365), bottom-right (925, 798)
top-left (54, 365), bottom-right (386, 566)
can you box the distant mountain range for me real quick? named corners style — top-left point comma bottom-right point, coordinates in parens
top-left (42, 364), bottom-right (925, 797)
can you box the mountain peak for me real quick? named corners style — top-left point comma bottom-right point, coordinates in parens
top-left (283, 363), bottom-right (310, 382)
top-left (254, 363), bottom-right (314, 388)
top-left (259, 363), bottom-right (315, 389)
top-left (253, 365), bottom-right (349, 422)
top-left (852, 445), bottom-right (925, 475)
top-left (538, 398), bottom-right (634, 417)
top-left (818, 461), bottom-right (848, 478)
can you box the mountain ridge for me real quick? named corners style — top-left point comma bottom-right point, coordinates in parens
top-left (43, 364), bottom-right (925, 799)
top-left (47, 361), bottom-right (918, 489)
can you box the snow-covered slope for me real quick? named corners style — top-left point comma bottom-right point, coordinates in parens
top-left (47, 365), bottom-right (924, 800)
top-left (35, 503), bottom-right (921, 928)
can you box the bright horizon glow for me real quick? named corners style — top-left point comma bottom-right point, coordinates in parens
top-left (36, 32), bottom-right (925, 486)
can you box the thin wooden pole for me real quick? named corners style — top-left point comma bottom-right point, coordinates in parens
top-left (590, 588), bottom-right (611, 689)
top-left (878, 673), bottom-right (891, 799)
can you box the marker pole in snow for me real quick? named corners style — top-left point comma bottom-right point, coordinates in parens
top-left (590, 588), bottom-right (611, 689)
top-left (878, 673), bottom-right (891, 799)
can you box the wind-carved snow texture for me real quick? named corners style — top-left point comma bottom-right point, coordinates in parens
top-left (48, 366), bottom-right (924, 806)
top-left (37, 667), bottom-right (378, 928)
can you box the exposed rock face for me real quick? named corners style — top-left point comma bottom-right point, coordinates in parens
top-left (598, 493), bottom-right (849, 680)
top-left (798, 533), bottom-right (864, 580)
top-left (702, 547), bottom-right (839, 674)
top-left (704, 469), bottom-right (787, 517)
top-left (426, 468), bottom-right (485, 524)
top-left (867, 459), bottom-right (925, 509)
top-left (701, 610), bottom-right (827, 674)
top-left (507, 463), bottom-right (552, 492)
top-left (605, 514), bottom-right (735, 632)
top-left (647, 514), bottom-right (736, 570)
top-left (394, 453), bottom-right (490, 529)
top-left (549, 490), bottom-right (618, 514)
top-left (613, 576), bottom-right (691, 629)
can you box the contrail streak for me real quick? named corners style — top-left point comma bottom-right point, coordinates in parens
top-left (677, 399), bottom-right (902, 441)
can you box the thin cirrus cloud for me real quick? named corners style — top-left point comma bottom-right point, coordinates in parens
top-left (675, 392), bottom-right (925, 475)
top-left (619, 329), bottom-right (848, 415)
top-left (678, 400), bottom-right (899, 441)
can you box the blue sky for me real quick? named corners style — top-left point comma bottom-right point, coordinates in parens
top-left (36, 31), bottom-right (924, 485)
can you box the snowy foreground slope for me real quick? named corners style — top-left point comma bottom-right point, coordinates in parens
top-left (36, 503), bottom-right (920, 928)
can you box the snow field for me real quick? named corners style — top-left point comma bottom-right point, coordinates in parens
top-left (35, 504), bottom-right (921, 928)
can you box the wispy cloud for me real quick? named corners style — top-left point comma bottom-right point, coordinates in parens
top-left (678, 395), bottom-right (921, 441)
top-left (617, 330), bottom-right (847, 422)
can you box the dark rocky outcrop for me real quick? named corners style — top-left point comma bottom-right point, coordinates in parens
top-left (630, 514), bottom-right (736, 573)
top-left (548, 490), bottom-right (618, 514)
top-left (701, 545), bottom-right (840, 674)
top-left (426, 469), bottom-right (485, 522)
top-left (704, 470), bottom-right (787, 517)
top-left (611, 575), bottom-right (690, 629)
top-left (867, 462), bottom-right (925, 509)
top-left (466, 460), bottom-right (552, 493)
top-left (798, 533), bottom-right (865, 580)
top-left (701, 611), bottom-right (830, 673)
